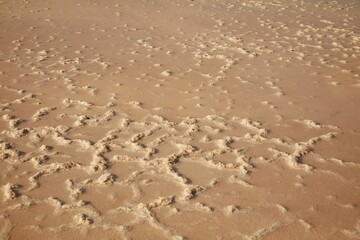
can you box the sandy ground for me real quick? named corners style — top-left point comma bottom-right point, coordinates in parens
top-left (0, 0), bottom-right (360, 239)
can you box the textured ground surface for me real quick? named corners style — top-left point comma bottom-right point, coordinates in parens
top-left (0, 0), bottom-right (360, 239)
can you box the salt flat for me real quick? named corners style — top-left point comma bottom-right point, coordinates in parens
top-left (0, 0), bottom-right (359, 239)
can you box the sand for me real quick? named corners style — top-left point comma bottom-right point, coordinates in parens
top-left (0, 0), bottom-right (359, 239)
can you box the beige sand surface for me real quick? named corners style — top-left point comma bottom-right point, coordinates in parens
top-left (0, 0), bottom-right (360, 239)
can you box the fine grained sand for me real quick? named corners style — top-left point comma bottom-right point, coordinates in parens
top-left (0, 0), bottom-right (360, 239)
